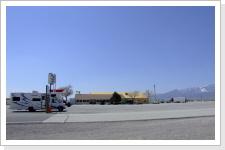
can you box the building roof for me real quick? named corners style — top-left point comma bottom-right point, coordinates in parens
top-left (90, 92), bottom-right (148, 99)
top-left (75, 94), bottom-right (125, 100)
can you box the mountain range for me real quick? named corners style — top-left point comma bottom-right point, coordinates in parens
top-left (154, 84), bottom-right (215, 100)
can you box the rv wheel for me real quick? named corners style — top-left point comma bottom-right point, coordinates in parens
top-left (58, 106), bottom-right (63, 112)
top-left (28, 107), bottom-right (35, 112)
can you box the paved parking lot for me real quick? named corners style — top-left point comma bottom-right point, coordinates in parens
top-left (6, 101), bottom-right (215, 123)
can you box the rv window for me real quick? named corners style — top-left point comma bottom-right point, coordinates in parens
top-left (52, 99), bottom-right (58, 103)
top-left (12, 97), bottom-right (20, 101)
top-left (33, 98), bottom-right (41, 101)
top-left (51, 94), bottom-right (56, 97)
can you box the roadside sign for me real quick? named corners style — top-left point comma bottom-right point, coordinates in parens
top-left (48, 73), bottom-right (54, 85)
top-left (50, 89), bottom-right (64, 93)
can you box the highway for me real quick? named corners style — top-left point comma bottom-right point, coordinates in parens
top-left (6, 102), bottom-right (215, 140)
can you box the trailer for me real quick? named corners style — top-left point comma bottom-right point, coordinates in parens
top-left (69, 98), bottom-right (76, 105)
top-left (173, 97), bottom-right (186, 103)
top-left (10, 92), bottom-right (66, 112)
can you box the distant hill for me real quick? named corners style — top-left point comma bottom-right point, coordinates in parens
top-left (155, 84), bottom-right (215, 101)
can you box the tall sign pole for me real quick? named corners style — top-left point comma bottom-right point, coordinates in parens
top-left (47, 73), bottom-right (55, 113)
top-left (45, 85), bottom-right (49, 113)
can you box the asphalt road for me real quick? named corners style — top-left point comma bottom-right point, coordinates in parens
top-left (6, 102), bottom-right (215, 140)
top-left (6, 116), bottom-right (215, 140)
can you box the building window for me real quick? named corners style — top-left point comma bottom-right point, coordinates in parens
top-left (12, 97), bottom-right (20, 101)
top-left (125, 93), bottom-right (128, 95)
top-left (42, 96), bottom-right (45, 100)
top-left (83, 100), bottom-right (87, 102)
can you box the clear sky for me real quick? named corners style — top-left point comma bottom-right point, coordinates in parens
top-left (6, 6), bottom-right (215, 98)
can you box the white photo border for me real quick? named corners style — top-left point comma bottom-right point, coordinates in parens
top-left (1, 0), bottom-right (220, 146)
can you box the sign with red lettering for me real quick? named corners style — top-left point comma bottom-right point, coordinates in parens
top-left (50, 89), bottom-right (64, 93)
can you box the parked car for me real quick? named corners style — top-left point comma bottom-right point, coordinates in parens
top-left (105, 102), bottom-right (111, 105)
top-left (100, 101), bottom-right (105, 105)
top-left (153, 101), bottom-right (160, 104)
top-left (134, 100), bottom-right (142, 105)
top-left (126, 100), bottom-right (133, 104)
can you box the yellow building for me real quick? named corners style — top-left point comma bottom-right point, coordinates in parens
top-left (75, 92), bottom-right (149, 104)
top-left (91, 92), bottom-right (149, 104)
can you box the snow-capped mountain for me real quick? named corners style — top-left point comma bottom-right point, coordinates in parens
top-left (155, 84), bottom-right (215, 100)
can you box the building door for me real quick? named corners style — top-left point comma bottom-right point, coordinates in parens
top-left (90, 99), bottom-right (96, 104)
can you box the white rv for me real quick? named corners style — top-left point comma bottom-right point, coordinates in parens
top-left (10, 92), bottom-right (66, 112)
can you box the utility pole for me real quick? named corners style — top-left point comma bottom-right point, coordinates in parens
top-left (154, 84), bottom-right (156, 101)
top-left (45, 85), bottom-right (49, 113)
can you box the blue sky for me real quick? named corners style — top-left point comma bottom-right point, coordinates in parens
top-left (6, 6), bottom-right (215, 98)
